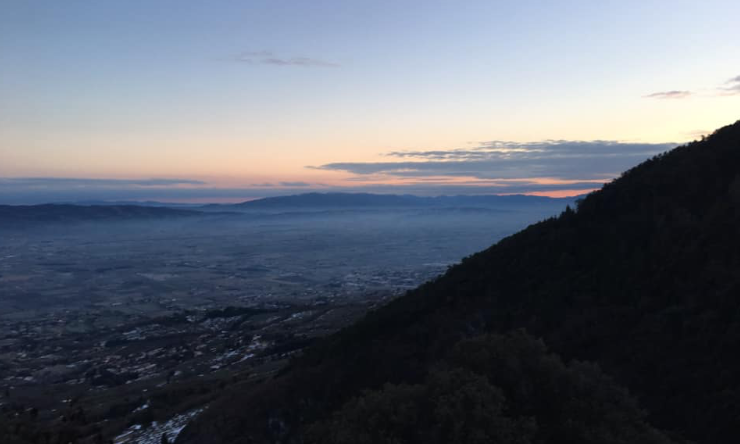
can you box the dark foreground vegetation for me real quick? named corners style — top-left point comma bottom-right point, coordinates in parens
top-left (306, 332), bottom-right (683, 444)
top-left (176, 120), bottom-right (740, 444)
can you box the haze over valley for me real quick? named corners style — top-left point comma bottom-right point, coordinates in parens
top-left (0, 194), bottom-right (572, 442)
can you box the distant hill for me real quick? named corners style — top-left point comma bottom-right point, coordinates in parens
top-left (0, 194), bottom-right (577, 227)
top-left (0, 204), bottom-right (201, 227)
top-left (234, 192), bottom-right (577, 209)
top-left (68, 200), bottom-right (202, 208)
top-left (179, 121), bottom-right (740, 444)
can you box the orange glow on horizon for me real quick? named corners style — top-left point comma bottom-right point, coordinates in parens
top-left (524, 189), bottom-right (599, 198)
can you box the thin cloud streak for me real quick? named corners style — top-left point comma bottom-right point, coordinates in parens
top-left (0, 178), bottom-right (206, 188)
top-left (643, 90), bottom-right (692, 99)
top-left (235, 50), bottom-right (338, 67)
top-left (641, 73), bottom-right (740, 98)
top-left (719, 75), bottom-right (740, 95)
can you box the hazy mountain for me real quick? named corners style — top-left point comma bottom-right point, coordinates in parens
top-left (231, 192), bottom-right (578, 209)
top-left (0, 204), bottom-right (201, 226)
top-left (0, 194), bottom-right (577, 228)
top-left (179, 121), bottom-right (740, 444)
top-left (67, 200), bottom-right (203, 208)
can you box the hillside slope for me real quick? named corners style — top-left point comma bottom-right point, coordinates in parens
top-left (179, 121), bottom-right (740, 444)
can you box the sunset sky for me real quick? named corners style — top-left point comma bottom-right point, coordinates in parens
top-left (1, 0), bottom-right (739, 203)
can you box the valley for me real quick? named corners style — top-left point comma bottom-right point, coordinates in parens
top-left (0, 203), bottom-right (568, 443)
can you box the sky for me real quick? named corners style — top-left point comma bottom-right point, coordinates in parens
top-left (1, 0), bottom-right (739, 203)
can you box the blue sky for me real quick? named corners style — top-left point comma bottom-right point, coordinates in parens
top-left (1, 1), bottom-right (739, 203)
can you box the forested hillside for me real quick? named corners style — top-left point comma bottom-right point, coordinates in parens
top-left (179, 121), bottom-right (740, 444)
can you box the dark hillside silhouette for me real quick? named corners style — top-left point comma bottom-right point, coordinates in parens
top-left (178, 120), bottom-right (740, 444)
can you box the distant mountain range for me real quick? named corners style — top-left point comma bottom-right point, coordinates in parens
top-left (0, 193), bottom-right (578, 227)
top-left (232, 193), bottom-right (579, 209)
top-left (0, 204), bottom-right (201, 226)
top-left (67, 200), bottom-right (204, 208)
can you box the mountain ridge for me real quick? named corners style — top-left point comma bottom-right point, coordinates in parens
top-left (234, 192), bottom-right (579, 209)
top-left (0, 194), bottom-right (576, 227)
top-left (0, 204), bottom-right (202, 226)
